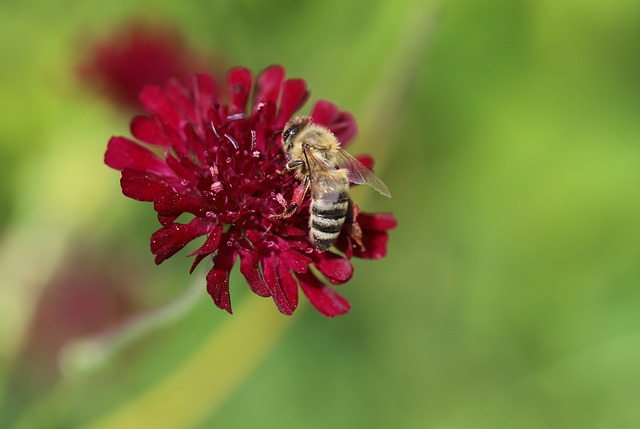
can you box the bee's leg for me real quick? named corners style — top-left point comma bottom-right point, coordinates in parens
top-left (270, 176), bottom-right (310, 219)
top-left (286, 160), bottom-right (305, 170)
top-left (344, 199), bottom-right (365, 251)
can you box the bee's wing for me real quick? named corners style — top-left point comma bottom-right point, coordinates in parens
top-left (304, 147), bottom-right (344, 201)
top-left (335, 149), bottom-right (391, 198)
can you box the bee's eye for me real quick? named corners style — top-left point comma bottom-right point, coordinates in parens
top-left (282, 124), bottom-right (299, 143)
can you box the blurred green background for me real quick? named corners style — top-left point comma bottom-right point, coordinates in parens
top-left (2, 0), bottom-right (640, 428)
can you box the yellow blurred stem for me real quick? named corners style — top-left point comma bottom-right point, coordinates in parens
top-left (81, 295), bottom-right (293, 429)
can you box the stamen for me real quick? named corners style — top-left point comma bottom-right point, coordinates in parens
top-left (224, 133), bottom-right (239, 150)
top-left (209, 164), bottom-right (219, 179)
top-left (211, 181), bottom-right (224, 193)
top-left (210, 121), bottom-right (220, 138)
top-left (227, 113), bottom-right (245, 121)
top-left (250, 129), bottom-right (257, 150)
top-left (261, 223), bottom-right (273, 236)
top-left (275, 193), bottom-right (288, 208)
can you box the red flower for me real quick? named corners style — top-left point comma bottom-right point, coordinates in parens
top-left (105, 66), bottom-right (396, 316)
top-left (78, 21), bottom-right (218, 110)
top-left (20, 248), bottom-right (138, 377)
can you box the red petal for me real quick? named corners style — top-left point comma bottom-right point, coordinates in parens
top-left (188, 223), bottom-right (223, 256)
top-left (158, 214), bottom-right (179, 227)
top-left (298, 272), bottom-right (350, 317)
top-left (276, 225), bottom-right (307, 237)
top-left (280, 248), bottom-right (312, 274)
top-left (130, 115), bottom-right (169, 147)
top-left (244, 229), bottom-right (262, 246)
top-left (315, 253), bottom-right (354, 285)
top-left (192, 74), bottom-right (218, 120)
top-left (206, 239), bottom-right (237, 314)
top-left (139, 84), bottom-right (184, 133)
top-left (206, 269), bottom-right (232, 313)
top-left (262, 255), bottom-right (296, 315)
top-left (165, 78), bottom-right (197, 124)
top-left (254, 65), bottom-right (285, 110)
top-left (331, 110), bottom-right (357, 144)
top-left (354, 231), bottom-right (389, 260)
top-left (278, 262), bottom-right (298, 313)
top-left (105, 136), bottom-right (172, 175)
top-left (183, 123), bottom-right (208, 163)
top-left (150, 218), bottom-right (210, 264)
top-left (310, 100), bottom-right (338, 125)
top-left (276, 79), bottom-right (309, 129)
top-left (165, 154), bottom-right (198, 186)
top-left (310, 100), bottom-right (357, 144)
top-left (355, 154), bottom-right (374, 170)
top-left (358, 212), bottom-right (398, 231)
top-left (227, 67), bottom-right (253, 114)
top-left (120, 169), bottom-right (174, 201)
top-left (239, 249), bottom-right (270, 297)
top-left (153, 190), bottom-right (205, 217)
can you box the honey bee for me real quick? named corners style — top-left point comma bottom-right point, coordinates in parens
top-left (271, 116), bottom-right (391, 251)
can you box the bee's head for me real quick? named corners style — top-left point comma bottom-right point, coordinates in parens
top-left (282, 116), bottom-right (311, 152)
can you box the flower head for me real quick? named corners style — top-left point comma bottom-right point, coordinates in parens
top-left (105, 66), bottom-right (396, 316)
top-left (78, 20), bottom-right (218, 110)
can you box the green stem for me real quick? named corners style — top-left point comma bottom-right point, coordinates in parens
top-left (359, 3), bottom-right (437, 170)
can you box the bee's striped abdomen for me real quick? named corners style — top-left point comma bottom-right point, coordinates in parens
top-left (310, 189), bottom-right (349, 251)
